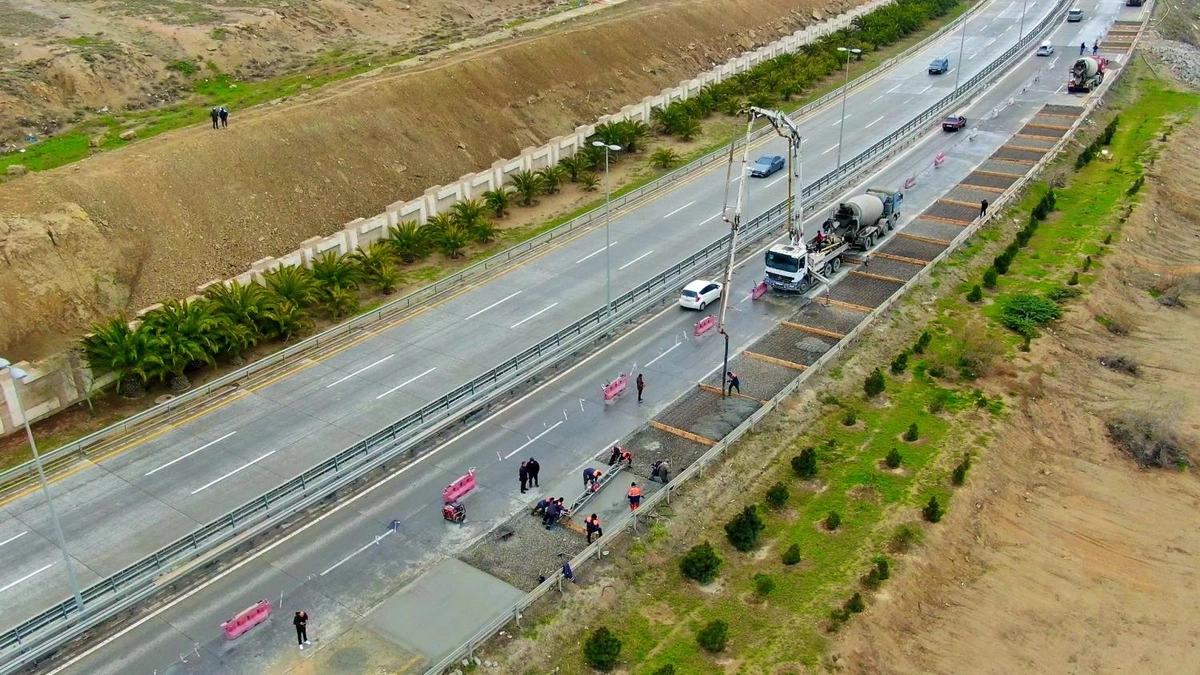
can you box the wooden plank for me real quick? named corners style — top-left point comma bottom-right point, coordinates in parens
top-left (974, 168), bottom-right (1025, 179)
top-left (957, 180), bottom-right (1007, 193)
top-left (782, 321), bottom-right (845, 339)
top-left (939, 197), bottom-right (983, 209)
top-left (822, 297), bottom-right (874, 313)
top-left (742, 351), bottom-right (807, 373)
top-left (922, 213), bottom-right (974, 225)
top-left (851, 269), bottom-right (908, 284)
top-left (649, 421), bottom-right (717, 446)
top-left (898, 232), bottom-right (951, 246)
top-left (875, 251), bottom-right (931, 266)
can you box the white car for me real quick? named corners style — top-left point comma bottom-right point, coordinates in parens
top-left (679, 279), bottom-right (723, 310)
top-left (1036, 41), bottom-right (1054, 56)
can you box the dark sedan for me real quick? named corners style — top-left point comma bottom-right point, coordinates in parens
top-left (942, 115), bottom-right (967, 131)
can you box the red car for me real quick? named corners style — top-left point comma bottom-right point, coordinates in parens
top-left (942, 115), bottom-right (967, 131)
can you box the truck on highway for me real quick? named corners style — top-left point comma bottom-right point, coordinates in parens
top-left (1126, 0), bottom-right (1143, 5)
top-left (1067, 56), bottom-right (1107, 93)
top-left (821, 187), bottom-right (904, 250)
top-left (764, 232), bottom-right (849, 292)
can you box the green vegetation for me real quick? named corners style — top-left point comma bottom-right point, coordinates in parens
top-left (725, 506), bottom-right (766, 552)
top-left (583, 627), bottom-right (622, 671)
top-left (791, 447), bottom-right (818, 479)
top-left (890, 351), bottom-right (909, 374)
top-left (824, 510), bottom-right (841, 531)
top-left (885, 447), bottom-right (902, 469)
top-left (782, 543), bottom-right (802, 565)
top-left (903, 422), bottom-right (919, 442)
top-left (922, 496), bottom-right (943, 523)
top-left (679, 542), bottom-right (722, 584)
top-left (863, 367), bottom-right (886, 397)
top-left (765, 482), bottom-right (790, 509)
top-left (696, 619), bottom-right (729, 652)
top-left (754, 573), bottom-right (776, 597)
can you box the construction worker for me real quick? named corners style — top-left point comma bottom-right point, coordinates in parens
top-left (1080, 41), bottom-right (1086, 55)
top-left (531, 496), bottom-right (558, 517)
top-left (543, 499), bottom-right (561, 530)
top-left (583, 467), bottom-right (601, 490)
top-left (980, 199), bottom-right (989, 217)
top-left (608, 446), bottom-right (622, 466)
top-left (585, 513), bottom-right (603, 544)
top-left (618, 449), bottom-right (633, 469)
top-left (650, 459), bottom-right (670, 484)
top-left (727, 371), bottom-right (741, 396)
top-left (627, 482), bottom-right (643, 511)
top-left (1092, 42), bottom-right (1099, 56)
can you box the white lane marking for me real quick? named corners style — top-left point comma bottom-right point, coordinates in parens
top-left (918, 84), bottom-right (933, 95)
top-left (865, 115), bottom-right (886, 128)
top-left (645, 342), bottom-right (682, 368)
top-left (575, 241), bottom-right (618, 264)
top-left (985, 38), bottom-right (997, 47)
top-left (375, 367), bottom-right (437, 400)
top-left (0, 531), bottom-right (29, 549)
top-left (765, 175), bottom-right (786, 188)
top-left (871, 93), bottom-right (886, 103)
top-left (43, 74), bottom-right (999, 673)
top-left (821, 145), bottom-right (838, 156)
top-left (663, 200), bottom-right (696, 219)
top-left (326, 354), bottom-right (395, 388)
top-left (618, 251), bottom-right (654, 271)
top-left (0, 562), bottom-right (55, 595)
top-left (830, 116), bottom-right (844, 127)
top-left (511, 303), bottom-right (560, 329)
top-left (887, 83), bottom-right (903, 93)
top-left (463, 291), bottom-right (521, 321)
top-left (145, 431), bottom-right (238, 477)
top-left (698, 213), bottom-right (721, 226)
top-left (968, 51), bottom-right (978, 60)
top-left (1004, 25), bottom-right (1012, 32)
top-left (319, 528), bottom-right (396, 577)
top-left (504, 420), bottom-right (564, 460)
top-left (190, 451), bottom-right (276, 495)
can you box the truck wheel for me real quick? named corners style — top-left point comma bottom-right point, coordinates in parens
top-left (799, 279), bottom-right (812, 292)
top-left (831, 257), bottom-right (842, 272)
top-left (867, 235), bottom-right (875, 248)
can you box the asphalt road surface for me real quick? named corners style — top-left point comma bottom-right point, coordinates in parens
top-left (0, 0), bottom-right (1125, 661)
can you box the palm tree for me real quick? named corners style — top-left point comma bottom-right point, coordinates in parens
top-left (388, 220), bottom-right (430, 264)
top-left (141, 298), bottom-right (225, 391)
top-left (261, 298), bottom-right (312, 342)
top-left (450, 198), bottom-right (498, 245)
top-left (263, 264), bottom-right (319, 308)
top-left (372, 265), bottom-right (403, 295)
top-left (509, 170), bottom-right (545, 206)
top-left (204, 280), bottom-right (269, 344)
top-left (435, 222), bottom-right (471, 259)
top-left (537, 166), bottom-right (565, 195)
top-left (578, 170), bottom-right (600, 192)
top-left (650, 148), bottom-right (680, 170)
top-left (426, 213), bottom-right (456, 238)
top-left (676, 117), bottom-right (702, 141)
top-left (591, 122), bottom-right (631, 150)
top-left (558, 155), bottom-right (585, 182)
top-left (79, 316), bottom-right (151, 398)
top-left (310, 251), bottom-right (361, 293)
top-left (352, 241), bottom-right (400, 294)
top-left (482, 188), bottom-right (513, 219)
top-left (323, 286), bottom-right (359, 319)
top-left (623, 121), bottom-right (652, 153)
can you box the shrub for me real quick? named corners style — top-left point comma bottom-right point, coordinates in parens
top-left (825, 510), bottom-right (841, 531)
top-left (1104, 232), bottom-right (1113, 245)
top-left (885, 447), bottom-right (902, 469)
top-left (650, 148), bottom-right (681, 170)
top-left (890, 351), bottom-right (909, 374)
top-left (999, 293), bottom-right (1061, 337)
top-left (754, 573), bottom-right (776, 597)
top-left (1107, 409), bottom-right (1190, 468)
top-left (889, 524), bottom-right (922, 552)
top-left (913, 330), bottom-right (932, 355)
top-left (993, 251), bottom-right (1013, 275)
top-left (864, 367), bottom-right (886, 398)
top-left (782, 543), bottom-right (801, 565)
top-left (167, 60), bottom-right (198, 75)
top-left (792, 447), bottom-right (818, 479)
top-left (652, 666), bottom-right (676, 675)
top-left (928, 363), bottom-right (946, 378)
top-left (966, 284), bottom-right (983, 303)
top-left (951, 457), bottom-right (969, 486)
top-left (1126, 176), bottom-right (1144, 196)
top-left (827, 607), bottom-right (851, 632)
top-left (904, 423), bottom-right (919, 442)
top-left (725, 506), bottom-right (766, 552)
top-left (1082, 255), bottom-right (1092, 272)
top-left (1099, 354), bottom-right (1139, 375)
top-left (846, 592), bottom-right (866, 613)
top-left (1015, 228), bottom-right (1032, 247)
top-left (862, 567), bottom-right (882, 589)
top-left (922, 496), bottom-right (943, 523)
top-left (875, 556), bottom-right (890, 580)
top-left (765, 482), bottom-right (790, 509)
top-left (680, 541), bottom-right (722, 583)
top-left (583, 627), bottom-right (622, 671)
top-left (843, 409), bottom-right (858, 426)
top-left (1067, 271), bottom-right (1079, 286)
top-left (1047, 286), bottom-right (1083, 303)
top-left (982, 266), bottom-right (999, 289)
top-left (697, 619), bottom-right (729, 653)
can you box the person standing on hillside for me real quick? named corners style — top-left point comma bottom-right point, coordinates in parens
top-left (219, 106), bottom-right (229, 128)
top-left (210, 107), bottom-right (220, 130)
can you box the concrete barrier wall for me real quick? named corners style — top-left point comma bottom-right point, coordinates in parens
top-left (0, 0), bottom-right (891, 437)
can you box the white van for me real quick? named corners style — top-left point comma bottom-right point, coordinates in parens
top-left (1067, 7), bottom-right (1084, 21)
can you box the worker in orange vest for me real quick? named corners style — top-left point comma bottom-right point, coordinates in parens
top-left (626, 482), bottom-right (643, 511)
top-left (585, 513), bottom-right (603, 544)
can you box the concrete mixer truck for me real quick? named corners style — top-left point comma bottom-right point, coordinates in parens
top-left (1067, 57), bottom-right (1107, 93)
top-left (821, 187), bottom-right (904, 250)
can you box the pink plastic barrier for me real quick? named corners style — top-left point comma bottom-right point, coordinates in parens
top-left (221, 600), bottom-right (272, 640)
top-left (903, 175), bottom-right (917, 189)
top-left (751, 282), bottom-right (768, 300)
top-left (442, 468), bottom-right (477, 504)
top-left (693, 315), bottom-right (716, 337)
top-left (603, 374), bottom-right (629, 402)
top-left (933, 151), bottom-right (947, 167)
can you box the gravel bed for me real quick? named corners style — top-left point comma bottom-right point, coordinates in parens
top-left (1030, 114), bottom-right (1073, 129)
top-left (789, 299), bottom-right (869, 335)
top-left (702, 353), bottom-right (799, 401)
top-left (656, 388), bottom-right (760, 440)
top-left (923, 200), bottom-right (978, 224)
top-left (624, 425), bottom-right (712, 481)
top-left (827, 273), bottom-right (903, 308)
top-left (993, 147), bottom-right (1044, 163)
top-left (979, 159), bottom-right (1033, 176)
top-left (1019, 124), bottom-right (1067, 138)
top-left (1040, 103), bottom-right (1086, 116)
top-left (861, 254), bottom-right (928, 280)
top-left (750, 324), bottom-right (838, 366)
top-left (902, 219), bottom-right (965, 245)
top-left (460, 508), bottom-right (590, 591)
top-left (946, 185), bottom-right (1003, 206)
top-left (879, 236), bottom-right (949, 262)
top-left (962, 171), bottom-right (1018, 190)
top-left (1009, 135), bottom-right (1059, 150)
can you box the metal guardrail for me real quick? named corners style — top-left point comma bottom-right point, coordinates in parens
top-left (0, 0), bottom-right (987, 496)
top-left (423, 1), bottom-right (1096, 672)
top-left (0, 0), bottom-right (1072, 669)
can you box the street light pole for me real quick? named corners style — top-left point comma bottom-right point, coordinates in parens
top-left (1018, 0), bottom-right (1028, 41)
top-left (955, 18), bottom-right (969, 91)
top-left (834, 47), bottom-right (862, 174)
top-left (591, 141), bottom-right (622, 321)
top-left (0, 358), bottom-right (85, 614)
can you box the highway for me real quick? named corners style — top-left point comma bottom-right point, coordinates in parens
top-left (0, 0), bottom-right (1118, 666)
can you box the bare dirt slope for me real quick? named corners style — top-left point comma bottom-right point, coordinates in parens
top-left (0, 0), bottom-right (857, 360)
top-left (831, 118), bottom-right (1200, 675)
